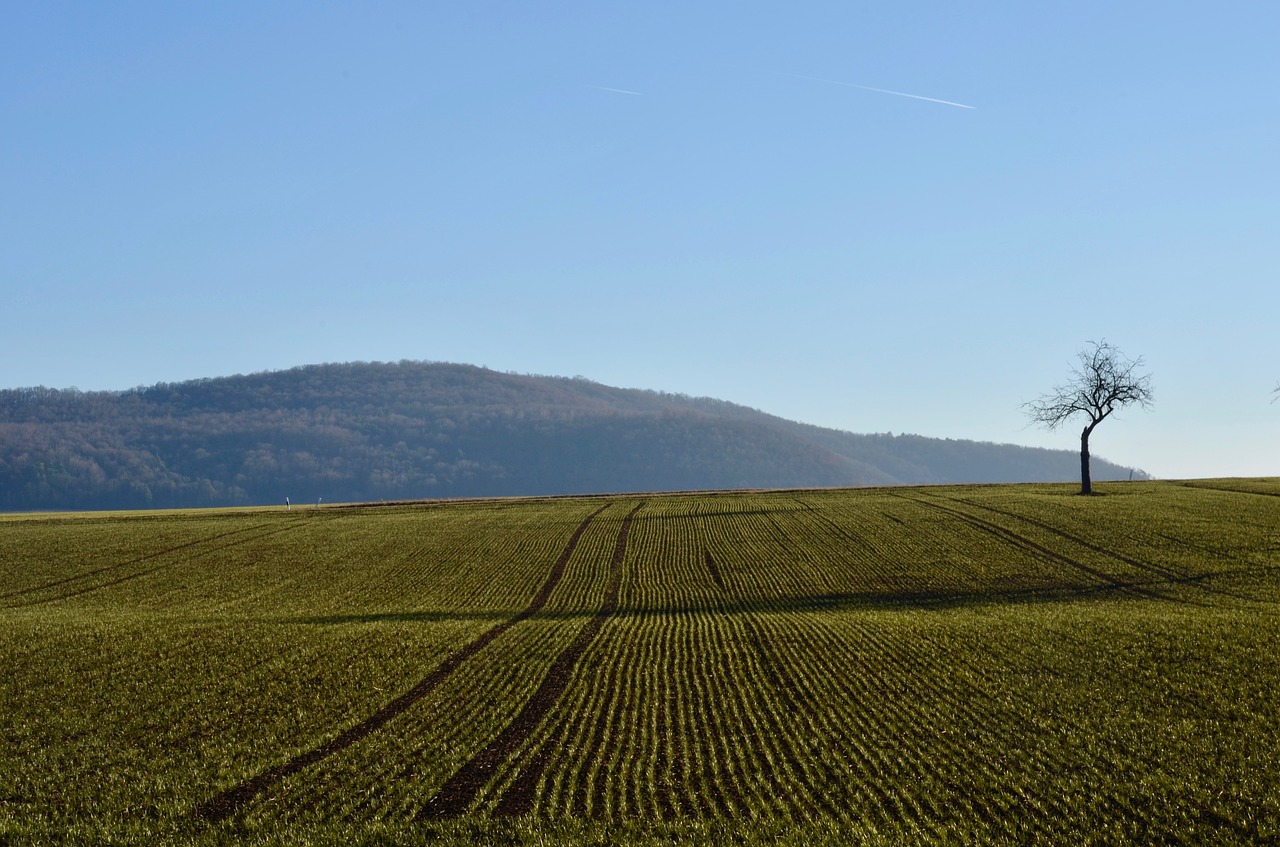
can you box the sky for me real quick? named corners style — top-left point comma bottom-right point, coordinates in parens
top-left (3, 2), bottom-right (1278, 479)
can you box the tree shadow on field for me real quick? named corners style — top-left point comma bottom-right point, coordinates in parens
top-left (727, 580), bottom-right (1178, 614)
top-left (281, 610), bottom-right (518, 625)
top-left (278, 574), bottom-right (1210, 628)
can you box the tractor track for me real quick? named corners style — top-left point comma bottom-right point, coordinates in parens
top-left (923, 492), bottom-right (1268, 605)
top-left (194, 503), bottom-right (610, 823)
top-left (895, 494), bottom-right (1179, 603)
top-left (1, 521), bottom-right (286, 601)
top-left (421, 501), bottom-right (645, 820)
top-left (1174, 480), bottom-right (1280, 499)
top-left (3, 519), bottom-right (320, 608)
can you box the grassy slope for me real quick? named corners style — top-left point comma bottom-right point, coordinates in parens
top-left (1, 481), bottom-right (1278, 845)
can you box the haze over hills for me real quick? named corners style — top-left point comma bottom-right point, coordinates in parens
top-left (0, 361), bottom-right (1144, 511)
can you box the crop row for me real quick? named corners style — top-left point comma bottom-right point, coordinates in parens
top-left (214, 487), bottom-right (1280, 840)
top-left (3, 483), bottom-right (1279, 845)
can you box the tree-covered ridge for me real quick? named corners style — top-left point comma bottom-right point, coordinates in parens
top-left (0, 361), bottom-right (1143, 511)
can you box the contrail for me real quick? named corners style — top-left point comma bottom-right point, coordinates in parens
top-left (780, 70), bottom-right (975, 109)
top-left (844, 82), bottom-right (975, 109)
top-left (589, 85), bottom-right (643, 96)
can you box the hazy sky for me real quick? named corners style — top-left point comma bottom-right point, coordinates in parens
top-left (3, 2), bottom-right (1278, 479)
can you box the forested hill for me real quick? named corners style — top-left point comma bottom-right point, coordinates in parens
top-left (0, 361), bottom-right (1143, 511)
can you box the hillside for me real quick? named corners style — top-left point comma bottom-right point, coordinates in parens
top-left (0, 360), bottom-right (1143, 510)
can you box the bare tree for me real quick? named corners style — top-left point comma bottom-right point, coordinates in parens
top-left (1025, 341), bottom-right (1153, 495)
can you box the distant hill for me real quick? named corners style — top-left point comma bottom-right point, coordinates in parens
top-left (0, 361), bottom-right (1144, 511)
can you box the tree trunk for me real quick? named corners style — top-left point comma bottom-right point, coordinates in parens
top-left (1079, 425), bottom-right (1093, 495)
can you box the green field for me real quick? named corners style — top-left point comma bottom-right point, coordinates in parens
top-left (3, 481), bottom-right (1279, 845)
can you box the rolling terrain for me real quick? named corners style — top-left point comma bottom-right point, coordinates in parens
top-left (0, 361), bottom-right (1144, 511)
top-left (2, 480), bottom-right (1276, 845)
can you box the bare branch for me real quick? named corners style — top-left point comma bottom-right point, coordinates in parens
top-left (1024, 340), bottom-right (1153, 430)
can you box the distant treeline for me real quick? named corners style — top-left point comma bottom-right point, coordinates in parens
top-left (0, 361), bottom-right (1144, 511)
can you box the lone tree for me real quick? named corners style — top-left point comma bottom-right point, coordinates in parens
top-left (1025, 340), bottom-right (1153, 495)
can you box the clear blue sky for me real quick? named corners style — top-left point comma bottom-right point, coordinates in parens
top-left (3, 2), bottom-right (1277, 479)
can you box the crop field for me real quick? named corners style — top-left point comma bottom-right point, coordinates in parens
top-left (2, 481), bottom-right (1279, 845)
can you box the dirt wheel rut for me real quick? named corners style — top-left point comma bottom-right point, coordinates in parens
top-left (422, 502), bottom-right (645, 820)
top-left (194, 504), bottom-right (609, 823)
